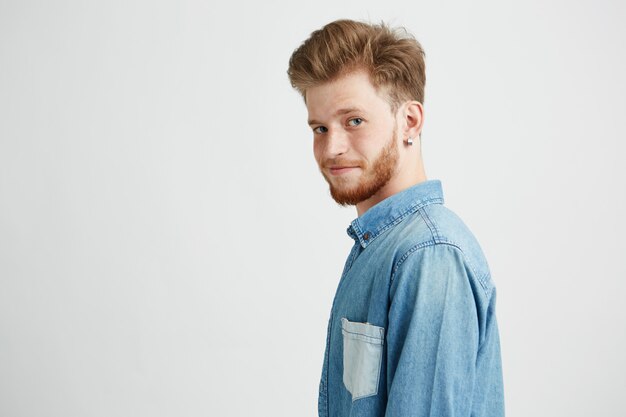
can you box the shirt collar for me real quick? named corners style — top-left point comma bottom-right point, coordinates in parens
top-left (346, 179), bottom-right (444, 248)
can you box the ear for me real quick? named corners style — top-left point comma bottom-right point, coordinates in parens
top-left (402, 101), bottom-right (424, 139)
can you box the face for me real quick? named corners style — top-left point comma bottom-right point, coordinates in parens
top-left (306, 70), bottom-right (401, 206)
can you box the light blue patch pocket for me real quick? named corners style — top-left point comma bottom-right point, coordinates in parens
top-left (340, 317), bottom-right (385, 401)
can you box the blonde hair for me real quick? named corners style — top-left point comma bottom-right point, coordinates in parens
top-left (287, 19), bottom-right (426, 111)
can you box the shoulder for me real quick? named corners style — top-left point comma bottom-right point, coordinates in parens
top-left (392, 203), bottom-right (495, 297)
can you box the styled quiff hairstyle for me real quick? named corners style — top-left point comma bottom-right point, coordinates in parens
top-left (287, 19), bottom-right (426, 112)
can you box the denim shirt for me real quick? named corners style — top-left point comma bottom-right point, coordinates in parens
top-left (318, 179), bottom-right (505, 417)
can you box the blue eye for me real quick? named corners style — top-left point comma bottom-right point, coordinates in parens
top-left (313, 126), bottom-right (328, 134)
top-left (348, 118), bottom-right (363, 127)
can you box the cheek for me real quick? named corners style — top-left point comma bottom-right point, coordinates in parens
top-left (313, 141), bottom-right (323, 163)
top-left (357, 136), bottom-right (389, 161)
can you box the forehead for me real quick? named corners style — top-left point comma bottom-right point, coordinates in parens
top-left (305, 70), bottom-right (391, 119)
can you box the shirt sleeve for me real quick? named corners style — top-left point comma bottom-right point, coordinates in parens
top-left (384, 243), bottom-right (482, 417)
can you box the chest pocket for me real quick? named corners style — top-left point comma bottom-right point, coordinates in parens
top-left (340, 317), bottom-right (385, 401)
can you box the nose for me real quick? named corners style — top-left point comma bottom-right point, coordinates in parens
top-left (322, 128), bottom-right (349, 158)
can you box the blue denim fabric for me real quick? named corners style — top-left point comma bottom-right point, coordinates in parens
top-left (318, 179), bottom-right (504, 417)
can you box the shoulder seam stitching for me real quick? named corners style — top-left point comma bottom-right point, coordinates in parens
top-left (390, 241), bottom-right (492, 296)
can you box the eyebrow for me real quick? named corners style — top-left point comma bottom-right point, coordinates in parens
top-left (308, 107), bottom-right (365, 126)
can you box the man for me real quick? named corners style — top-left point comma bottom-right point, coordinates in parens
top-left (287, 19), bottom-right (505, 417)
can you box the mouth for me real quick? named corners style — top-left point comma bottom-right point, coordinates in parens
top-left (329, 166), bottom-right (359, 176)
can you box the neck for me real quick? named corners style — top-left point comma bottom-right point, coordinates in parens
top-left (356, 166), bottom-right (427, 217)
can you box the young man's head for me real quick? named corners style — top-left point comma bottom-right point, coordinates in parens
top-left (287, 19), bottom-right (428, 214)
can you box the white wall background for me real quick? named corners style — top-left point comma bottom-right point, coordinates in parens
top-left (1, 0), bottom-right (625, 416)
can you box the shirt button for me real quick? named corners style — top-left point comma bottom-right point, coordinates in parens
top-left (363, 232), bottom-right (370, 240)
